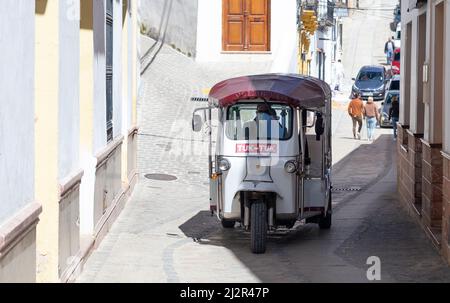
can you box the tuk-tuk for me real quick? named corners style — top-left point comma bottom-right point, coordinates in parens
top-left (192, 74), bottom-right (333, 254)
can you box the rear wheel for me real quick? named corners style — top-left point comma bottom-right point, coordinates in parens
top-left (250, 200), bottom-right (267, 254)
top-left (319, 191), bottom-right (332, 229)
top-left (221, 220), bottom-right (235, 228)
top-left (319, 213), bottom-right (332, 229)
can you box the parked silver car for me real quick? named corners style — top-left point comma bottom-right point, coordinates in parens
top-left (380, 91), bottom-right (400, 128)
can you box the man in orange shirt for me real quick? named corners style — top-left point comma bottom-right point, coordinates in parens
top-left (348, 93), bottom-right (364, 140)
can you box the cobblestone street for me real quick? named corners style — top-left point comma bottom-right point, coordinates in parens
top-left (77, 29), bottom-right (450, 282)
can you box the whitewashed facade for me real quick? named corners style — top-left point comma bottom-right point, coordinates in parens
top-left (0, 0), bottom-right (41, 283)
top-left (140, 0), bottom-right (299, 73)
top-left (397, 0), bottom-right (450, 266)
top-left (0, 0), bottom-right (139, 282)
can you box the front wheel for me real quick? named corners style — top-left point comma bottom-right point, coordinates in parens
top-left (250, 200), bottom-right (267, 254)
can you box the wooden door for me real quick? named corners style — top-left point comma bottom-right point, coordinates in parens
top-left (223, 0), bottom-right (270, 52)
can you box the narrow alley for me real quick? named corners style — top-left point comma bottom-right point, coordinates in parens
top-left (2, 0), bottom-right (450, 285)
top-left (77, 0), bottom-right (450, 283)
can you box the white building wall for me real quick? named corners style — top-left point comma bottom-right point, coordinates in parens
top-left (400, 0), bottom-right (412, 125)
top-left (401, 1), bottom-right (427, 134)
top-left (420, 1), bottom-right (444, 145)
top-left (318, 27), bottom-right (334, 85)
top-left (80, 0), bottom-right (107, 235)
top-left (93, 0), bottom-right (108, 153)
top-left (59, 0), bottom-right (81, 180)
top-left (269, 0), bottom-right (298, 73)
top-left (113, 0), bottom-right (123, 139)
top-left (196, 0), bottom-right (298, 73)
top-left (128, 8), bottom-right (134, 130)
top-left (0, 0), bottom-right (35, 223)
top-left (196, 0), bottom-right (222, 61)
top-left (445, 1), bottom-right (450, 153)
top-left (409, 17), bottom-right (419, 132)
top-left (309, 34), bottom-right (319, 77)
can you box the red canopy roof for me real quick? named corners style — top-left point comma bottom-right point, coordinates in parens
top-left (209, 74), bottom-right (332, 108)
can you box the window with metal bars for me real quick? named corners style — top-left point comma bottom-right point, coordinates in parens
top-left (106, 0), bottom-right (114, 142)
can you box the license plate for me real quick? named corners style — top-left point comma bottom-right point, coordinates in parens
top-left (364, 92), bottom-right (373, 97)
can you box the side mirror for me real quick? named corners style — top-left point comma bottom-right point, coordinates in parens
top-left (192, 114), bottom-right (204, 132)
top-left (381, 102), bottom-right (384, 105)
top-left (315, 114), bottom-right (324, 141)
top-left (305, 110), bottom-right (316, 128)
top-left (352, 77), bottom-right (356, 81)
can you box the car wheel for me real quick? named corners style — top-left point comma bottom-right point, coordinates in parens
top-left (221, 220), bottom-right (235, 228)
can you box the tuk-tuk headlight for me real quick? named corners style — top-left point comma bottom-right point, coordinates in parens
top-left (218, 158), bottom-right (231, 171)
top-left (284, 161), bottom-right (297, 174)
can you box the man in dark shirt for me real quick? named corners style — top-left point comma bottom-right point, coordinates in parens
top-left (389, 96), bottom-right (400, 140)
top-left (384, 37), bottom-right (395, 65)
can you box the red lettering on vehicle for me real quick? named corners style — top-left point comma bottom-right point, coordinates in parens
top-left (235, 144), bottom-right (278, 154)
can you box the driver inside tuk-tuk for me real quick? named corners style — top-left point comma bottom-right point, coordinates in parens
top-left (245, 103), bottom-right (288, 140)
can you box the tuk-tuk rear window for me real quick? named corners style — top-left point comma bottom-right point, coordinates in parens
top-left (225, 103), bottom-right (293, 141)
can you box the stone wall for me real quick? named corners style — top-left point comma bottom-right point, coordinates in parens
top-left (397, 124), bottom-right (411, 211)
top-left (407, 130), bottom-right (424, 213)
top-left (397, 125), bottom-right (424, 217)
top-left (421, 141), bottom-right (443, 232)
top-left (139, 0), bottom-right (199, 57)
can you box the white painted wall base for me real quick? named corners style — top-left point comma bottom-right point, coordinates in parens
top-left (0, 203), bottom-right (41, 283)
top-left (0, 229), bottom-right (37, 283)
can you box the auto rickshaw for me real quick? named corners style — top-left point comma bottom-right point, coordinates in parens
top-left (192, 74), bottom-right (333, 254)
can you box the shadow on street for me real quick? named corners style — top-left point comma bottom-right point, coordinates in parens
top-left (177, 134), bottom-right (450, 282)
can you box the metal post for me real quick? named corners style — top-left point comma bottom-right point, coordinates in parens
top-left (268, 207), bottom-right (274, 230)
top-left (208, 107), bottom-right (212, 178)
top-left (299, 110), bottom-right (306, 219)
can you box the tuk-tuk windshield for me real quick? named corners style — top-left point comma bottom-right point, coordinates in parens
top-left (225, 103), bottom-right (293, 141)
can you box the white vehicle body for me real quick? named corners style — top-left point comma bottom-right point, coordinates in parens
top-left (192, 74), bottom-right (333, 253)
top-left (212, 101), bottom-right (330, 222)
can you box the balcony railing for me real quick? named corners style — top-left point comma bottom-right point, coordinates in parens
top-left (327, 1), bottom-right (335, 23)
top-left (300, 0), bottom-right (339, 27)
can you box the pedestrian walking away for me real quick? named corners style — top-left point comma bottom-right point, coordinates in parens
top-left (348, 92), bottom-right (364, 140)
top-left (363, 97), bottom-right (380, 142)
top-left (389, 95), bottom-right (400, 140)
top-left (384, 37), bottom-right (395, 65)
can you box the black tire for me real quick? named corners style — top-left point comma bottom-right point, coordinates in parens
top-left (319, 191), bottom-right (332, 229)
top-left (285, 220), bottom-right (296, 229)
top-left (221, 220), bottom-right (235, 228)
top-left (250, 200), bottom-right (267, 254)
top-left (319, 213), bottom-right (332, 229)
